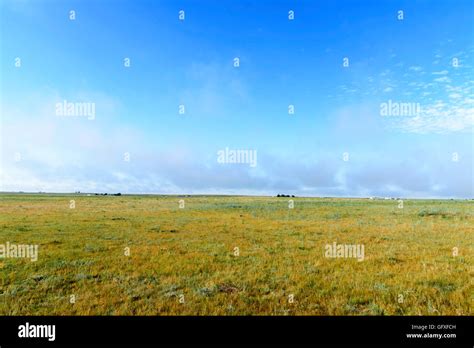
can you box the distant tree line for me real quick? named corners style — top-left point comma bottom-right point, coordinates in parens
top-left (94, 193), bottom-right (121, 196)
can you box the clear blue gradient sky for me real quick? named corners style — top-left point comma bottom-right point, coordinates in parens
top-left (1, 0), bottom-right (473, 197)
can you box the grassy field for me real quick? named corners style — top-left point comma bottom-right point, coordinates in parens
top-left (0, 193), bottom-right (472, 315)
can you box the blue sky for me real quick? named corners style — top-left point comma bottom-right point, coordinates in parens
top-left (1, 0), bottom-right (473, 197)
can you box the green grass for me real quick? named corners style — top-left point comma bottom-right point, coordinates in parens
top-left (0, 193), bottom-right (472, 315)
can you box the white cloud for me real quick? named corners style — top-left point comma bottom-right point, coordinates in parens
top-left (2, 81), bottom-right (472, 198)
top-left (432, 70), bottom-right (449, 75)
top-left (434, 76), bottom-right (451, 83)
top-left (409, 66), bottom-right (423, 72)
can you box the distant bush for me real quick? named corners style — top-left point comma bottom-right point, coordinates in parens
top-left (418, 209), bottom-right (455, 218)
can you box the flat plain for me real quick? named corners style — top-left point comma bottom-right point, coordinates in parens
top-left (0, 194), bottom-right (472, 315)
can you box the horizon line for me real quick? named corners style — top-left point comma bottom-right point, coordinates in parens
top-left (1, 191), bottom-right (472, 200)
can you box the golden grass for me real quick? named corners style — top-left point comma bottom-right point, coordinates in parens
top-left (0, 194), bottom-right (472, 315)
